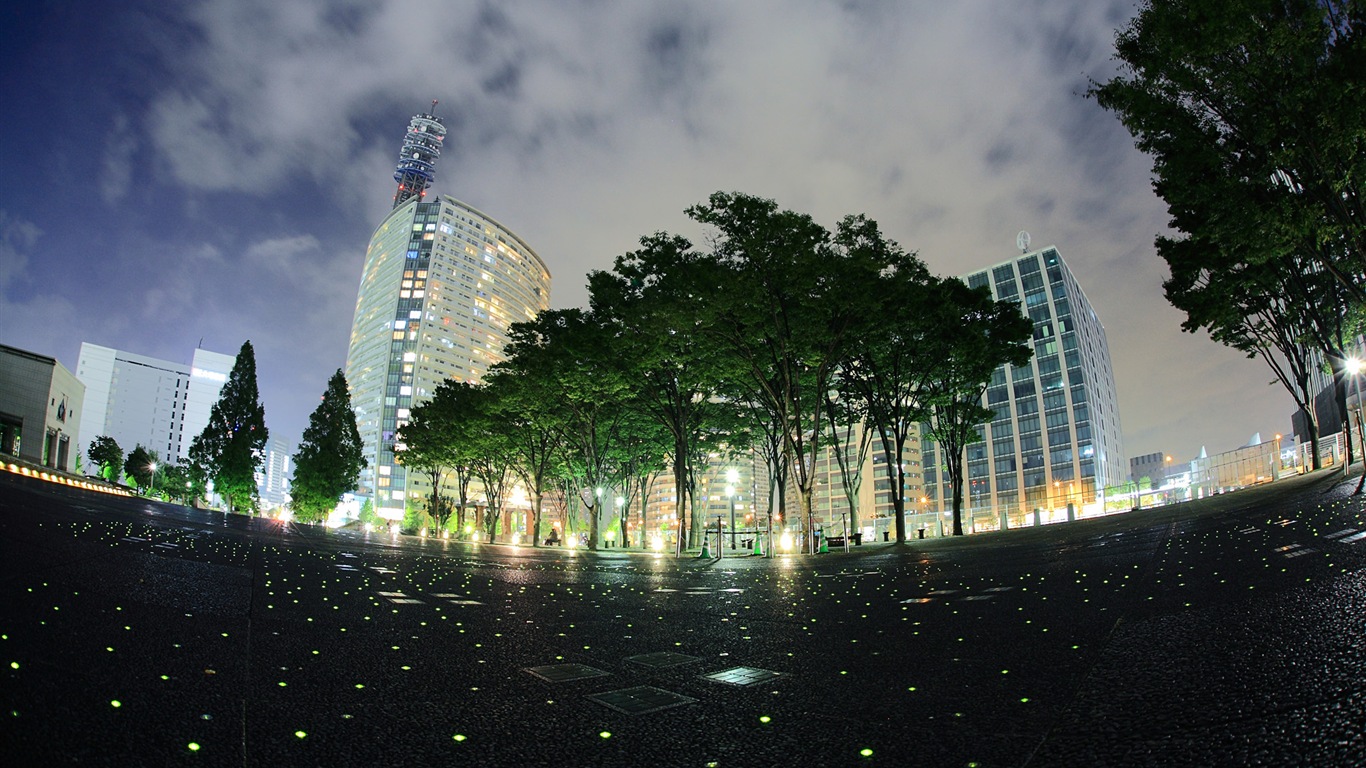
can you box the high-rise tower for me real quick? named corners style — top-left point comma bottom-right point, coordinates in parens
top-left (346, 109), bottom-right (551, 519)
top-left (392, 102), bottom-right (446, 209)
top-left (921, 244), bottom-right (1125, 532)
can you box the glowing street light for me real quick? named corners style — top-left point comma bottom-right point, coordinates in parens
top-left (148, 462), bottom-right (157, 496)
top-left (1347, 358), bottom-right (1365, 472)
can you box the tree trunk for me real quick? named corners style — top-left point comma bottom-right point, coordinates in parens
top-left (948, 447), bottom-right (966, 536)
top-left (587, 499), bottom-right (600, 550)
top-left (531, 493), bottom-right (543, 547)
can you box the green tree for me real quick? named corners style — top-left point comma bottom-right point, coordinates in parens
top-left (587, 233), bottom-right (750, 551)
top-left (358, 498), bottom-right (386, 530)
top-left (157, 463), bottom-right (194, 504)
top-left (921, 280), bottom-right (1033, 536)
top-left (501, 309), bottom-right (633, 550)
top-left (188, 341), bottom-right (268, 514)
top-left (87, 435), bottom-right (122, 482)
top-left (123, 444), bottom-right (158, 493)
top-left (290, 370), bottom-right (366, 523)
top-left (397, 379), bottom-right (480, 535)
top-left (691, 194), bottom-right (894, 552)
top-left (1091, 0), bottom-right (1366, 302)
top-left (833, 229), bottom-right (936, 542)
top-left (483, 366), bottom-right (564, 548)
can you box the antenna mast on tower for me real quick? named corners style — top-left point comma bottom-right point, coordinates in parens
top-left (392, 102), bottom-right (446, 208)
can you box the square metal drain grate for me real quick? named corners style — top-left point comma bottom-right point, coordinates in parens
top-left (626, 652), bottom-right (701, 670)
top-left (701, 666), bottom-right (784, 687)
top-left (524, 663), bottom-right (611, 683)
top-left (587, 686), bottom-right (696, 715)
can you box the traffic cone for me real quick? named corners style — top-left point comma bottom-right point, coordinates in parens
top-left (752, 535), bottom-right (764, 556)
top-left (819, 536), bottom-right (828, 554)
top-left (699, 537), bottom-right (711, 559)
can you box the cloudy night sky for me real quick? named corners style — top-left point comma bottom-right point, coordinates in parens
top-left (1, 1), bottom-right (1292, 464)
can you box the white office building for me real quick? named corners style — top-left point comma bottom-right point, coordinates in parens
top-left (76, 343), bottom-right (236, 465)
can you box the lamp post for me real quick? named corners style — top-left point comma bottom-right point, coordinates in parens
top-left (148, 462), bottom-right (157, 497)
top-left (615, 495), bottom-right (625, 547)
top-left (1346, 358), bottom-right (1365, 475)
top-left (726, 468), bottom-right (739, 550)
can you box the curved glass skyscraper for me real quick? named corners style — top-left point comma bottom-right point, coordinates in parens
top-left (346, 109), bottom-right (550, 518)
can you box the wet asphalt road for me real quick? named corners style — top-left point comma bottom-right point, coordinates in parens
top-left (1, 469), bottom-right (1363, 767)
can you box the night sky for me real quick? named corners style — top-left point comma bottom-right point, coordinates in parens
top-left (0, 1), bottom-right (1292, 464)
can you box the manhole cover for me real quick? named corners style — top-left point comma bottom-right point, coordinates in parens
top-left (524, 664), bottom-right (611, 683)
top-left (701, 666), bottom-right (784, 687)
top-left (587, 686), bottom-right (696, 715)
top-left (626, 652), bottom-right (700, 669)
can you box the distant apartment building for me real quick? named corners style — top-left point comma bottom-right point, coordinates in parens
top-left (1129, 451), bottom-right (1169, 488)
top-left (256, 437), bottom-right (292, 509)
top-left (921, 244), bottom-right (1126, 531)
top-left (76, 343), bottom-right (235, 465)
top-left (0, 343), bottom-right (85, 473)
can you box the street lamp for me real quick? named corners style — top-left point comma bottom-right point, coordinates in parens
top-left (726, 469), bottom-right (739, 550)
top-left (148, 462), bottom-right (157, 496)
top-left (1346, 358), bottom-right (1365, 472)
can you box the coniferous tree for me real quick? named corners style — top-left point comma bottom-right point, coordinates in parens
top-left (290, 370), bottom-right (365, 523)
top-left (189, 341), bottom-right (268, 514)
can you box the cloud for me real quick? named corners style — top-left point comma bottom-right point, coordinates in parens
top-left (7, 0), bottom-right (1298, 458)
top-left (0, 210), bottom-right (40, 289)
top-left (100, 113), bottom-right (138, 205)
top-left (0, 211), bottom-right (81, 367)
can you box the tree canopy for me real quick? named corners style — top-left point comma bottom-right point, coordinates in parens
top-left (87, 435), bottom-right (122, 482)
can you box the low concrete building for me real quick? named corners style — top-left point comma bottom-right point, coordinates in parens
top-left (0, 344), bottom-right (85, 473)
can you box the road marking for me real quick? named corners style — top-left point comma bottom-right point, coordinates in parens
top-left (1273, 544), bottom-right (1301, 553)
top-left (1283, 548), bottom-right (1318, 559)
top-left (1323, 529), bottom-right (1357, 540)
top-left (1341, 531), bottom-right (1366, 544)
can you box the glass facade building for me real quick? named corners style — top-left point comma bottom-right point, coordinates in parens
top-left (922, 245), bottom-right (1125, 531)
top-left (345, 195), bottom-right (550, 518)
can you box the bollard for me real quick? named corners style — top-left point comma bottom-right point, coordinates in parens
top-left (1033, 507), bottom-right (1042, 527)
top-left (1066, 502), bottom-right (1076, 523)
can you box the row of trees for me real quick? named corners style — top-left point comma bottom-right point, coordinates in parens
top-left (399, 192), bottom-right (1032, 551)
top-left (1091, 0), bottom-right (1366, 469)
top-left (86, 435), bottom-right (195, 503)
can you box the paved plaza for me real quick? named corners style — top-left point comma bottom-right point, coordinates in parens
top-left (2, 469), bottom-right (1363, 766)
